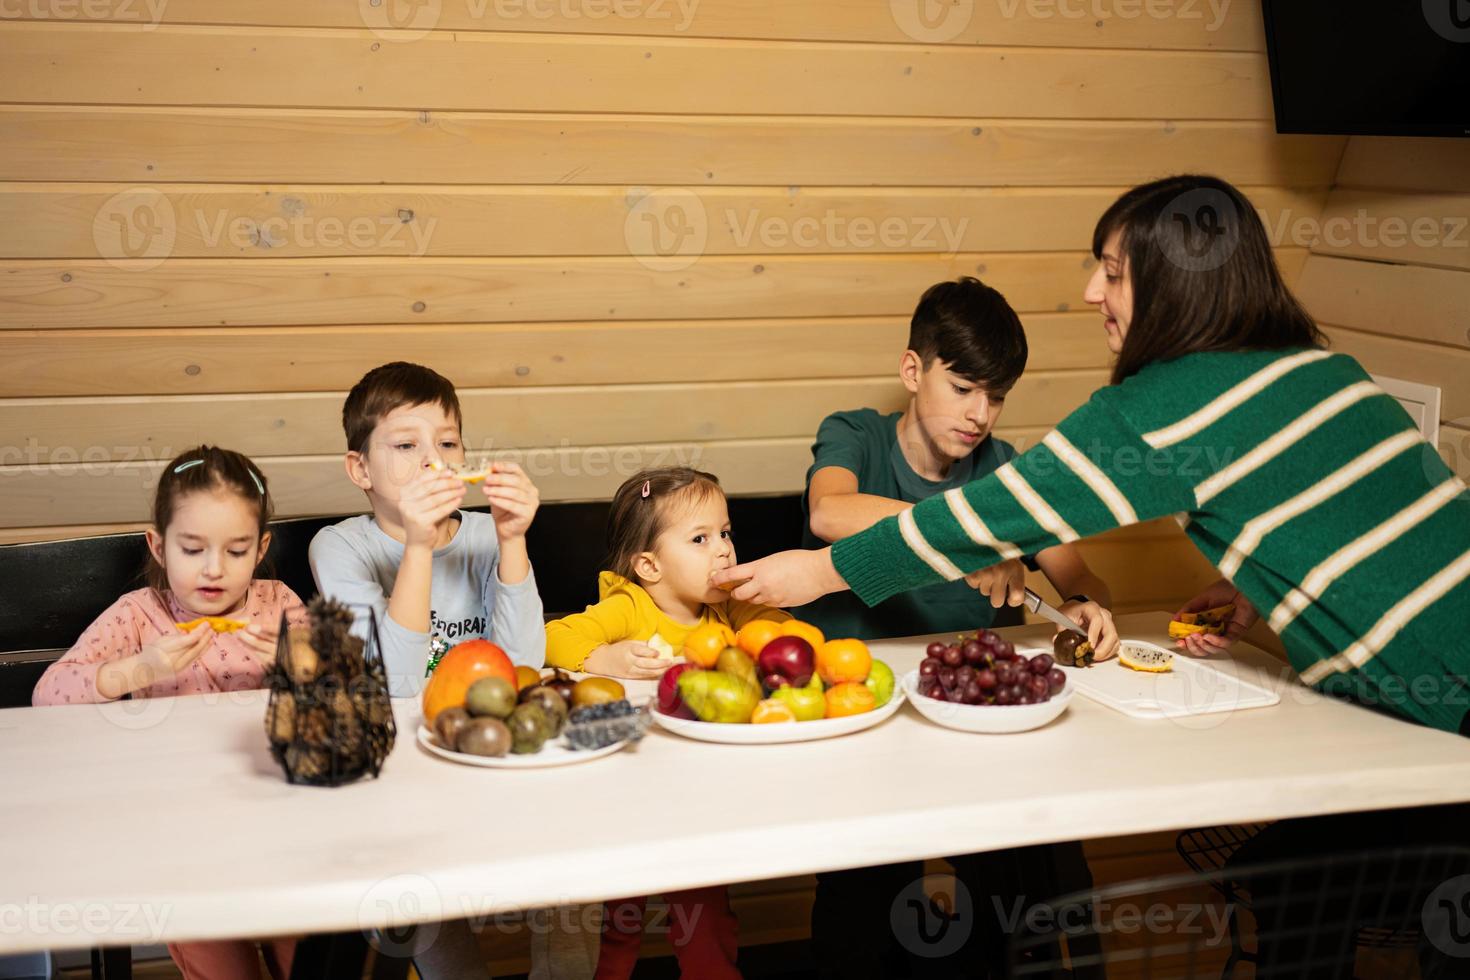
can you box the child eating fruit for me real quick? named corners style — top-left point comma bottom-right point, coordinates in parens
top-left (545, 466), bottom-right (790, 679)
top-left (33, 445), bottom-right (304, 979)
top-left (545, 467), bottom-right (789, 979)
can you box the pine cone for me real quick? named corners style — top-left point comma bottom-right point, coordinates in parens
top-left (285, 744), bottom-right (329, 782)
top-left (286, 628), bottom-right (320, 684)
top-left (308, 596), bottom-right (357, 672)
top-left (331, 689), bottom-right (363, 764)
top-left (300, 703), bottom-right (332, 748)
top-left (267, 692), bottom-right (297, 744)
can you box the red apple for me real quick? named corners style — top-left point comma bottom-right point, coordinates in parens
top-left (756, 635), bottom-right (815, 691)
top-left (657, 662), bottom-right (697, 719)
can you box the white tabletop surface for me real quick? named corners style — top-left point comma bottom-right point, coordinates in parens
top-left (3, 612), bottom-right (1469, 953)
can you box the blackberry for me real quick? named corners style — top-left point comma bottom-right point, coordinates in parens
top-left (565, 699), bottom-right (650, 751)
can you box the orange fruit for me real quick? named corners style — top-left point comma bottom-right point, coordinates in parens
top-left (817, 638), bottom-right (872, 686)
top-left (421, 639), bottom-right (516, 726)
top-left (825, 682), bottom-right (876, 718)
top-left (514, 665), bottom-right (542, 691)
top-left (779, 620), bottom-right (825, 650)
top-left (684, 622), bottom-right (737, 669)
top-left (736, 619), bottom-right (785, 659)
top-left (751, 699), bottom-right (798, 724)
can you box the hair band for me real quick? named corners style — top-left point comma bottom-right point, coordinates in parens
top-left (248, 470), bottom-right (266, 496)
top-left (172, 459), bottom-right (204, 474)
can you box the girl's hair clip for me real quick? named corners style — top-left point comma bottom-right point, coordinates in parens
top-left (640, 480), bottom-right (651, 499)
top-left (173, 458), bottom-right (204, 474)
top-left (248, 469), bottom-right (266, 496)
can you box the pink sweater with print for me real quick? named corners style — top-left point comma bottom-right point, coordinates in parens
top-left (32, 582), bottom-right (309, 706)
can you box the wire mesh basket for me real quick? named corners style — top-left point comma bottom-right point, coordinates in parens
top-left (263, 598), bottom-right (396, 786)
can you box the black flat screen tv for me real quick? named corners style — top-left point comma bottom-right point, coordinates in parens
top-left (1261, 1), bottom-right (1470, 137)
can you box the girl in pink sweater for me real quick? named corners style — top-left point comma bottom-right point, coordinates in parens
top-left (33, 446), bottom-right (305, 980)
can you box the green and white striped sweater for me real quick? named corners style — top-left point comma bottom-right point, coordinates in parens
top-left (832, 348), bottom-right (1470, 733)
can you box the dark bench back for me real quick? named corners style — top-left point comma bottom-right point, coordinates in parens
top-left (0, 497), bottom-right (807, 708)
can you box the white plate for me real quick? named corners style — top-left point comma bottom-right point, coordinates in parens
top-left (900, 670), bottom-right (1072, 734)
top-left (1018, 640), bottom-right (1280, 720)
top-left (650, 687), bottom-right (906, 744)
top-left (417, 724), bottom-right (632, 768)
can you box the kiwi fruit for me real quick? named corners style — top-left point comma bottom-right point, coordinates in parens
top-left (456, 717), bottom-right (511, 757)
top-left (508, 703), bottom-right (550, 754)
top-left (433, 706), bottom-right (473, 749)
top-left (465, 677), bottom-right (517, 719)
top-left (520, 686), bottom-right (568, 736)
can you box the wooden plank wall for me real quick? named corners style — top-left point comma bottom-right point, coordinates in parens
top-left (1295, 138), bottom-right (1470, 487)
top-left (0, 0), bottom-right (1343, 626)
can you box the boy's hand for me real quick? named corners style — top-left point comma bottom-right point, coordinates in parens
top-left (965, 559), bottom-right (1027, 608)
top-left (239, 623), bottom-right (280, 668)
top-left (399, 465), bottom-right (466, 547)
top-left (482, 462), bottom-right (540, 541)
top-left (584, 641), bottom-right (685, 680)
top-left (1058, 599), bottom-right (1119, 662)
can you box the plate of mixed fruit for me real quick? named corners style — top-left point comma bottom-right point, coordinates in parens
top-left (418, 641), bottom-right (650, 768)
top-left (651, 619), bottom-right (904, 744)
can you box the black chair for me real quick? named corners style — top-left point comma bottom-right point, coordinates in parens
top-left (1007, 845), bottom-right (1470, 979)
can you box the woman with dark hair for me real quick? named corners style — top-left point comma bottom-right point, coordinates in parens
top-left (717, 174), bottom-right (1470, 735)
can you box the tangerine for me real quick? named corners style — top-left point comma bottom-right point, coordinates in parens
top-left (684, 622), bottom-right (737, 669)
top-left (736, 619), bottom-right (785, 659)
top-left (779, 619), bottom-right (825, 650)
top-left (751, 699), bottom-right (798, 724)
top-left (824, 682), bottom-right (877, 718)
top-left (817, 637), bottom-right (872, 685)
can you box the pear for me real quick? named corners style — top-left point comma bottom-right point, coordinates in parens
top-left (715, 646), bottom-right (761, 693)
top-left (771, 682), bottom-right (826, 721)
top-left (677, 670), bottom-right (759, 724)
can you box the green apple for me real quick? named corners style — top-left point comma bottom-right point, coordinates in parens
top-left (865, 659), bottom-right (895, 707)
top-left (771, 682), bottom-right (826, 721)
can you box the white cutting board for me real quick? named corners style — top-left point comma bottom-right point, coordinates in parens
top-left (1016, 642), bottom-right (1281, 720)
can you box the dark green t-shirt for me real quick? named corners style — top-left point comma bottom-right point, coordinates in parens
top-left (795, 408), bottom-right (1032, 641)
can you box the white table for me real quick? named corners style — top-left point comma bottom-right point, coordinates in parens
top-left (3, 612), bottom-right (1469, 954)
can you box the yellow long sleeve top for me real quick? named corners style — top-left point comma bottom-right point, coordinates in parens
top-left (545, 571), bottom-right (792, 671)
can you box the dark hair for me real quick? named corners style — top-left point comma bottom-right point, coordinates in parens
top-left (1092, 175), bottom-right (1326, 385)
top-left (907, 277), bottom-right (1028, 391)
top-left (605, 467), bottom-right (724, 582)
top-left (342, 362), bottom-right (463, 454)
top-left (148, 446), bottom-right (273, 591)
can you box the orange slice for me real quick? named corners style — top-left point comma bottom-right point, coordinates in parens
top-left (429, 460), bottom-right (493, 484)
top-left (176, 616), bottom-right (249, 633)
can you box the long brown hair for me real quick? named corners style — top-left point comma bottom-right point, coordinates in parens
top-left (1093, 175), bottom-right (1325, 385)
top-left (147, 446), bottom-right (274, 591)
top-left (604, 467), bottom-right (723, 582)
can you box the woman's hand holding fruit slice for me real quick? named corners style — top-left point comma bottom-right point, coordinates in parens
top-left (1172, 578), bottom-right (1257, 656)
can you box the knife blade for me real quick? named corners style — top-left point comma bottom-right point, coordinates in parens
top-left (1023, 588), bottom-right (1088, 637)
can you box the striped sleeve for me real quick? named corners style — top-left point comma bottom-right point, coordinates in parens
top-left (834, 394), bottom-right (1194, 606)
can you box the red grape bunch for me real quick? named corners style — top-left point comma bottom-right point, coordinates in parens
top-left (916, 631), bottom-right (1066, 706)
